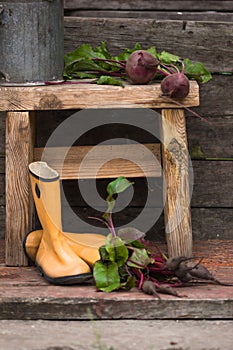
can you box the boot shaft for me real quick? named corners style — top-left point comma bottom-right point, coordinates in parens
top-left (29, 162), bottom-right (62, 231)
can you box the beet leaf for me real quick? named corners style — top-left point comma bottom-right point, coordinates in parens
top-left (96, 75), bottom-right (124, 87)
top-left (93, 260), bottom-right (121, 292)
top-left (63, 41), bottom-right (212, 85)
top-left (105, 234), bottom-right (129, 267)
top-left (118, 227), bottom-right (145, 243)
top-left (157, 51), bottom-right (180, 64)
top-left (183, 58), bottom-right (212, 83)
top-left (127, 248), bottom-right (154, 268)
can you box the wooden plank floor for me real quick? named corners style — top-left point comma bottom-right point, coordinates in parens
top-left (0, 240), bottom-right (233, 320)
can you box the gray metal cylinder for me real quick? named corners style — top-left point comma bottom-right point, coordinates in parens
top-left (0, 0), bottom-right (64, 86)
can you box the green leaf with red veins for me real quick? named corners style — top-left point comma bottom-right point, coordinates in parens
top-left (93, 260), bottom-right (121, 292)
top-left (127, 248), bottom-right (154, 268)
top-left (105, 234), bottom-right (129, 267)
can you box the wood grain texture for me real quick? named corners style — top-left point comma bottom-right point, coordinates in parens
top-left (197, 75), bottom-right (233, 117)
top-left (0, 113), bottom-right (5, 156)
top-left (0, 174), bottom-right (4, 206)
top-left (191, 161), bottom-right (233, 208)
top-left (5, 112), bottom-right (35, 266)
top-left (0, 81), bottom-right (199, 111)
top-left (0, 209), bottom-right (5, 239)
top-left (191, 208), bottom-right (233, 241)
top-left (34, 144), bottom-right (161, 179)
top-left (64, 17), bottom-right (233, 72)
top-left (64, 0), bottom-right (233, 11)
top-left (187, 116), bottom-right (233, 159)
top-left (0, 0), bottom-right (64, 85)
top-left (65, 10), bottom-right (233, 22)
top-left (0, 112), bottom-right (6, 176)
top-left (0, 155), bottom-right (4, 174)
top-left (1, 280), bottom-right (233, 320)
top-left (161, 109), bottom-right (192, 257)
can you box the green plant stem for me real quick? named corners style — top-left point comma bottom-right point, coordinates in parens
top-left (161, 95), bottom-right (211, 124)
top-left (93, 57), bottom-right (126, 68)
top-left (128, 258), bottom-right (147, 269)
top-left (88, 216), bottom-right (111, 230)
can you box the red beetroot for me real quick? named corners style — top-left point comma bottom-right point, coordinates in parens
top-left (125, 50), bottom-right (158, 84)
top-left (161, 73), bottom-right (190, 99)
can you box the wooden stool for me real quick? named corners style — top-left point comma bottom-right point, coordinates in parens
top-left (0, 81), bottom-right (199, 266)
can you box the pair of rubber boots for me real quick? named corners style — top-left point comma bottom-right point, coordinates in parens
top-left (23, 161), bottom-right (106, 285)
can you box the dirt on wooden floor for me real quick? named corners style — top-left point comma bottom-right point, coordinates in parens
top-left (1, 319), bottom-right (233, 350)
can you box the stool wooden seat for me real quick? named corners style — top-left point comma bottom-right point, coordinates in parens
top-left (0, 81), bottom-right (199, 266)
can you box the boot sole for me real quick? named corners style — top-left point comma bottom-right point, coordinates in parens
top-left (36, 263), bottom-right (94, 285)
top-left (23, 232), bottom-right (95, 285)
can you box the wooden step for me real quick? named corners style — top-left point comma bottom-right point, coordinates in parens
top-left (0, 240), bottom-right (233, 320)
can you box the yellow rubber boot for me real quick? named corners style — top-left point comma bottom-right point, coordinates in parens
top-left (23, 229), bottom-right (105, 266)
top-left (28, 161), bottom-right (104, 284)
top-left (23, 229), bottom-right (42, 263)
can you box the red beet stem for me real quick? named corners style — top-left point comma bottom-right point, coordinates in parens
top-left (161, 95), bottom-right (211, 124)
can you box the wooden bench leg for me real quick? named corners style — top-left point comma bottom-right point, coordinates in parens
top-left (5, 111), bottom-right (35, 266)
top-left (161, 109), bottom-right (192, 257)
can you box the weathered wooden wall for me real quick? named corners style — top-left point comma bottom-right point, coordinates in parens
top-left (0, 1), bottom-right (232, 240)
top-left (64, 0), bottom-right (233, 21)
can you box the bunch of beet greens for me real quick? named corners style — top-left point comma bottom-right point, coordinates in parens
top-left (62, 41), bottom-right (212, 90)
top-left (90, 177), bottom-right (230, 297)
